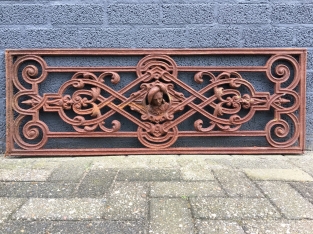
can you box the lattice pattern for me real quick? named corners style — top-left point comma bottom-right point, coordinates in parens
top-left (5, 49), bottom-right (306, 156)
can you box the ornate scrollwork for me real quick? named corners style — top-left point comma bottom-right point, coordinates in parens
top-left (265, 113), bottom-right (299, 148)
top-left (136, 54), bottom-right (178, 79)
top-left (266, 54), bottom-right (299, 90)
top-left (131, 80), bottom-right (183, 148)
top-left (13, 55), bottom-right (48, 90)
top-left (263, 54), bottom-right (302, 147)
top-left (130, 81), bottom-right (180, 124)
top-left (130, 56), bottom-right (184, 148)
top-left (13, 116), bottom-right (49, 150)
top-left (44, 71), bottom-right (122, 133)
top-left (137, 124), bottom-right (179, 149)
top-left (192, 71), bottom-right (268, 132)
top-left (7, 49), bottom-right (305, 154)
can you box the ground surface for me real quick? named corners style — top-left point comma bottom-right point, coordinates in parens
top-left (1, 152), bottom-right (313, 233)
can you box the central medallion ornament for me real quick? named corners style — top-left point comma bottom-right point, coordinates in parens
top-left (142, 82), bottom-right (171, 123)
top-left (129, 55), bottom-right (185, 148)
top-left (130, 54), bottom-right (185, 124)
top-left (146, 83), bottom-right (169, 117)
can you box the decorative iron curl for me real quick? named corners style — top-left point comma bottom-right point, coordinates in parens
top-left (13, 55), bottom-right (48, 91)
top-left (194, 71), bottom-right (215, 84)
top-left (13, 115), bottom-right (49, 150)
top-left (71, 71), bottom-right (120, 86)
top-left (265, 113), bottom-right (299, 148)
top-left (194, 116), bottom-right (242, 132)
top-left (72, 117), bottom-right (121, 133)
top-left (136, 55), bottom-right (178, 78)
top-left (137, 125), bottom-right (178, 148)
top-left (194, 71), bottom-right (242, 85)
top-left (194, 119), bottom-right (215, 132)
top-left (265, 54), bottom-right (300, 90)
top-left (99, 72), bottom-right (120, 84)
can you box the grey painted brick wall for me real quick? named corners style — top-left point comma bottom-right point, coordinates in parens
top-left (0, 0), bottom-right (313, 152)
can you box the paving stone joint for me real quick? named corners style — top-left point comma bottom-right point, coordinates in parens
top-left (1, 152), bottom-right (313, 233)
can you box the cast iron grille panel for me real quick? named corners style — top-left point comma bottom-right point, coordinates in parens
top-left (5, 49), bottom-right (306, 156)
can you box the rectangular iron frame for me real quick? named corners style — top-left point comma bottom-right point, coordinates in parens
top-left (5, 48), bottom-right (307, 156)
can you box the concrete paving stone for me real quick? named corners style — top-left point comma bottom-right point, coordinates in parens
top-left (289, 182), bottom-right (313, 203)
top-left (242, 220), bottom-right (313, 234)
top-left (180, 163), bottom-right (215, 181)
top-left (190, 197), bottom-right (280, 219)
top-left (213, 169), bottom-right (264, 197)
top-left (212, 156), bottom-right (295, 169)
top-left (104, 182), bottom-right (148, 220)
top-left (0, 221), bottom-right (51, 234)
top-left (0, 182), bottom-right (77, 198)
top-left (33, 157), bottom-right (86, 164)
top-left (0, 198), bottom-right (26, 223)
top-left (0, 158), bottom-right (36, 170)
top-left (147, 155), bottom-right (179, 169)
top-left (12, 198), bottom-right (105, 220)
top-left (0, 157), bottom-right (59, 170)
top-left (195, 220), bottom-right (245, 234)
top-left (48, 159), bottom-right (92, 182)
top-left (177, 155), bottom-right (231, 169)
top-left (203, 161), bottom-right (231, 169)
top-left (257, 181), bottom-right (313, 219)
top-left (28, 160), bottom-right (61, 170)
top-left (243, 220), bottom-right (291, 234)
top-left (303, 151), bottom-right (313, 157)
top-left (91, 155), bottom-right (150, 169)
top-left (286, 154), bottom-right (313, 176)
top-left (75, 169), bottom-right (117, 198)
top-left (149, 198), bottom-right (194, 234)
top-left (289, 220), bottom-right (313, 233)
top-left (92, 155), bottom-right (179, 170)
top-left (48, 220), bottom-right (145, 234)
top-left (117, 169), bottom-right (180, 181)
top-left (150, 181), bottom-right (225, 197)
top-left (0, 169), bottom-right (53, 182)
top-left (244, 168), bottom-right (313, 181)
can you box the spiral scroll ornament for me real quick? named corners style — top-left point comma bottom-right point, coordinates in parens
top-left (266, 54), bottom-right (300, 90)
top-left (13, 55), bottom-right (48, 90)
top-left (13, 116), bottom-right (49, 150)
top-left (265, 114), bottom-right (299, 148)
top-left (264, 54), bottom-right (301, 147)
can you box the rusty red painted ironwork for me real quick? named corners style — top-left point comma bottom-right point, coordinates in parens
top-left (5, 49), bottom-right (306, 156)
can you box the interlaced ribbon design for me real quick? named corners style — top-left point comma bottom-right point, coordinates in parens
top-left (6, 49), bottom-right (306, 156)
